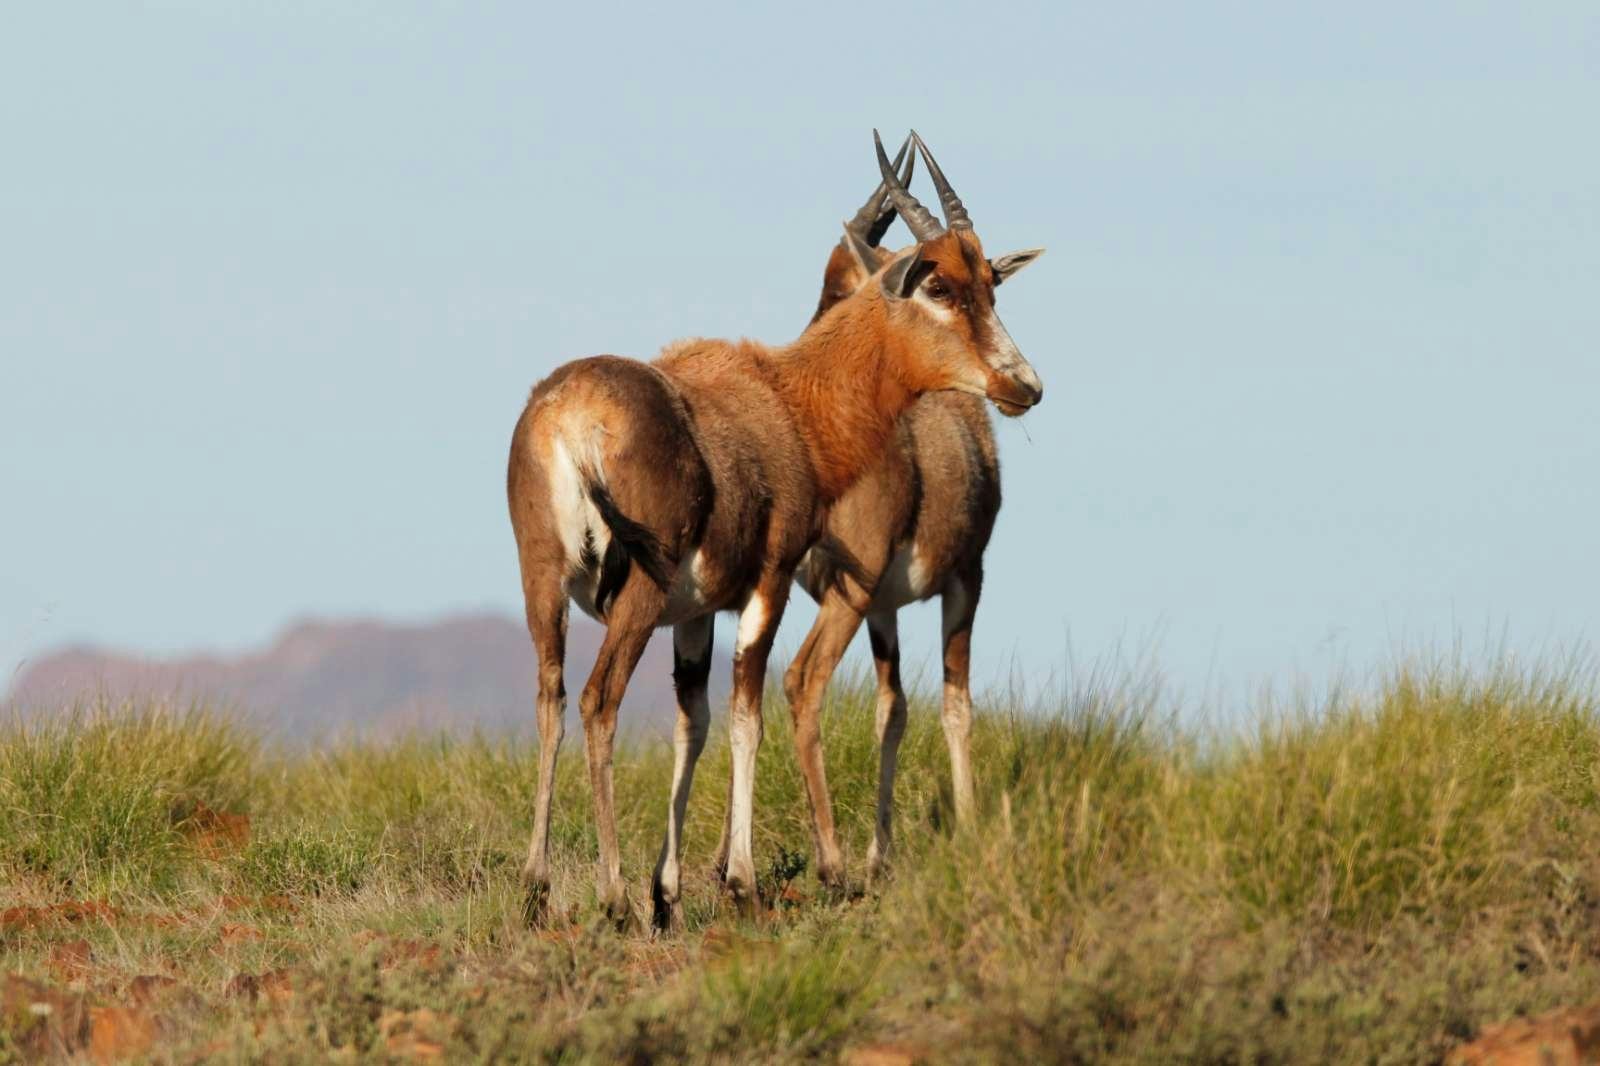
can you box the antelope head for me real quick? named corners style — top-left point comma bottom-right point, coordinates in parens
top-left (813, 135), bottom-right (915, 323)
top-left (843, 130), bottom-right (1046, 417)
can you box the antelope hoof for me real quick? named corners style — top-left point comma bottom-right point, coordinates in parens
top-left (816, 859), bottom-right (847, 893)
top-left (725, 876), bottom-right (762, 921)
top-left (866, 844), bottom-right (893, 885)
top-left (521, 879), bottom-right (551, 929)
top-left (597, 883), bottom-right (633, 933)
top-left (650, 882), bottom-right (685, 936)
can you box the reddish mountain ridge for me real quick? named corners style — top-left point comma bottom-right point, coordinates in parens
top-left (5, 613), bottom-right (729, 743)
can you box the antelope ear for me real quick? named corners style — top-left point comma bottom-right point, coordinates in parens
top-left (880, 247), bottom-right (925, 300)
top-left (840, 224), bottom-right (881, 275)
top-left (991, 247), bottom-right (1045, 285)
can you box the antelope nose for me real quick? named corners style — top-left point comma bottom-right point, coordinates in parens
top-left (1013, 363), bottom-right (1043, 406)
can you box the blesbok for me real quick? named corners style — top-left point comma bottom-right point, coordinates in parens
top-left (506, 131), bottom-right (1044, 930)
top-left (788, 139), bottom-right (1043, 887)
top-left (713, 134), bottom-right (1045, 889)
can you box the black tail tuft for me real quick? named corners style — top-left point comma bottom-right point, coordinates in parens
top-left (583, 475), bottom-right (670, 617)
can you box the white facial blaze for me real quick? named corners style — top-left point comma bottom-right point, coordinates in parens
top-left (983, 306), bottom-right (1041, 396)
top-left (912, 284), bottom-right (957, 323)
top-left (912, 283), bottom-right (991, 397)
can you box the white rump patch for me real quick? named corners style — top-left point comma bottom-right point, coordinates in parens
top-left (545, 435), bottom-right (608, 619)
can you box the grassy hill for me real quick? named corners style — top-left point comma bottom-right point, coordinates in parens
top-left (2, 659), bottom-right (1598, 1062)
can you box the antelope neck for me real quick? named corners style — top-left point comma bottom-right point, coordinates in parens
top-left (770, 299), bottom-right (917, 503)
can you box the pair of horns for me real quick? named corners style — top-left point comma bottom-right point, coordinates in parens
top-left (844, 130), bottom-right (973, 249)
top-left (873, 129), bottom-right (972, 243)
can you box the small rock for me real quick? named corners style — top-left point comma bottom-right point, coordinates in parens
top-left (842, 1044), bottom-right (925, 1066)
top-left (226, 968), bottom-right (293, 1005)
top-left (88, 1005), bottom-right (160, 1064)
top-left (218, 922), bottom-right (265, 944)
top-left (127, 974), bottom-right (178, 1006)
top-left (257, 969), bottom-right (295, 1004)
top-left (700, 926), bottom-right (778, 962)
top-left (348, 929), bottom-right (384, 950)
top-left (381, 939), bottom-right (443, 971)
top-left (778, 883), bottom-right (812, 907)
top-left (380, 1007), bottom-right (455, 1061)
top-left (48, 939), bottom-right (94, 982)
top-left (1, 973), bottom-right (91, 1058)
top-left (182, 804), bottom-right (251, 856)
top-left (1, 901), bottom-right (118, 933)
top-left (1449, 1002), bottom-right (1600, 1065)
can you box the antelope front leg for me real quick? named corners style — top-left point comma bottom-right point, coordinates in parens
top-left (723, 577), bottom-right (789, 913)
top-left (782, 592), bottom-right (864, 889)
top-left (651, 615), bottom-right (714, 933)
top-left (864, 610), bottom-right (908, 878)
top-left (940, 570), bottom-right (982, 827)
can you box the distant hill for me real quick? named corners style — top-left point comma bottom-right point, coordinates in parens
top-left (4, 613), bottom-right (731, 743)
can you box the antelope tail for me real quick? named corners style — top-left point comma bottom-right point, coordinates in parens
top-left (571, 445), bottom-right (670, 617)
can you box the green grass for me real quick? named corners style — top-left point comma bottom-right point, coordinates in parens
top-left (2, 657), bottom-right (1599, 1062)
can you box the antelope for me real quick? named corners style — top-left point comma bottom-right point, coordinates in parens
top-left (787, 146), bottom-right (1043, 888)
top-left (506, 131), bottom-right (1044, 931)
top-left (714, 135), bottom-right (1045, 889)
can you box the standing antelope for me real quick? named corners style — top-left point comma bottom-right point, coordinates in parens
top-left (782, 135), bottom-right (1044, 888)
top-left (507, 132), bottom-right (1044, 931)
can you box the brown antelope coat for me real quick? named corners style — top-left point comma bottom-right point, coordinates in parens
top-left (507, 133), bottom-right (1043, 929)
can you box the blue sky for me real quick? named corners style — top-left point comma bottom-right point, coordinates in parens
top-left (3, 3), bottom-right (1597, 704)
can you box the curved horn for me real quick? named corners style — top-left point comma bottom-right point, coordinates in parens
top-left (866, 140), bottom-right (916, 247)
top-left (874, 129), bottom-right (943, 243)
top-left (911, 130), bottom-right (972, 231)
top-left (846, 135), bottom-right (915, 248)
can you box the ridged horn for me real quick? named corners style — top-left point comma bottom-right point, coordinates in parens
top-left (845, 134), bottom-right (915, 248)
top-left (911, 130), bottom-right (972, 231)
top-left (874, 129), bottom-right (944, 243)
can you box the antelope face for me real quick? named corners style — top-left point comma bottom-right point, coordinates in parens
top-left (885, 231), bottom-right (1044, 415)
top-left (845, 130), bottom-right (1047, 416)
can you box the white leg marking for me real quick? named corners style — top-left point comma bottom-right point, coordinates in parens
top-left (726, 592), bottom-right (770, 893)
top-left (941, 577), bottom-right (977, 826)
top-left (734, 592), bottom-right (769, 654)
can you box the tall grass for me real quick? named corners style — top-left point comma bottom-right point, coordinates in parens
top-left (0, 701), bottom-right (254, 893)
top-left (2, 656), bottom-right (1599, 1062)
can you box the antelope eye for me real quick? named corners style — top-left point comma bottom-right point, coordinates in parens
top-left (924, 278), bottom-right (951, 302)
